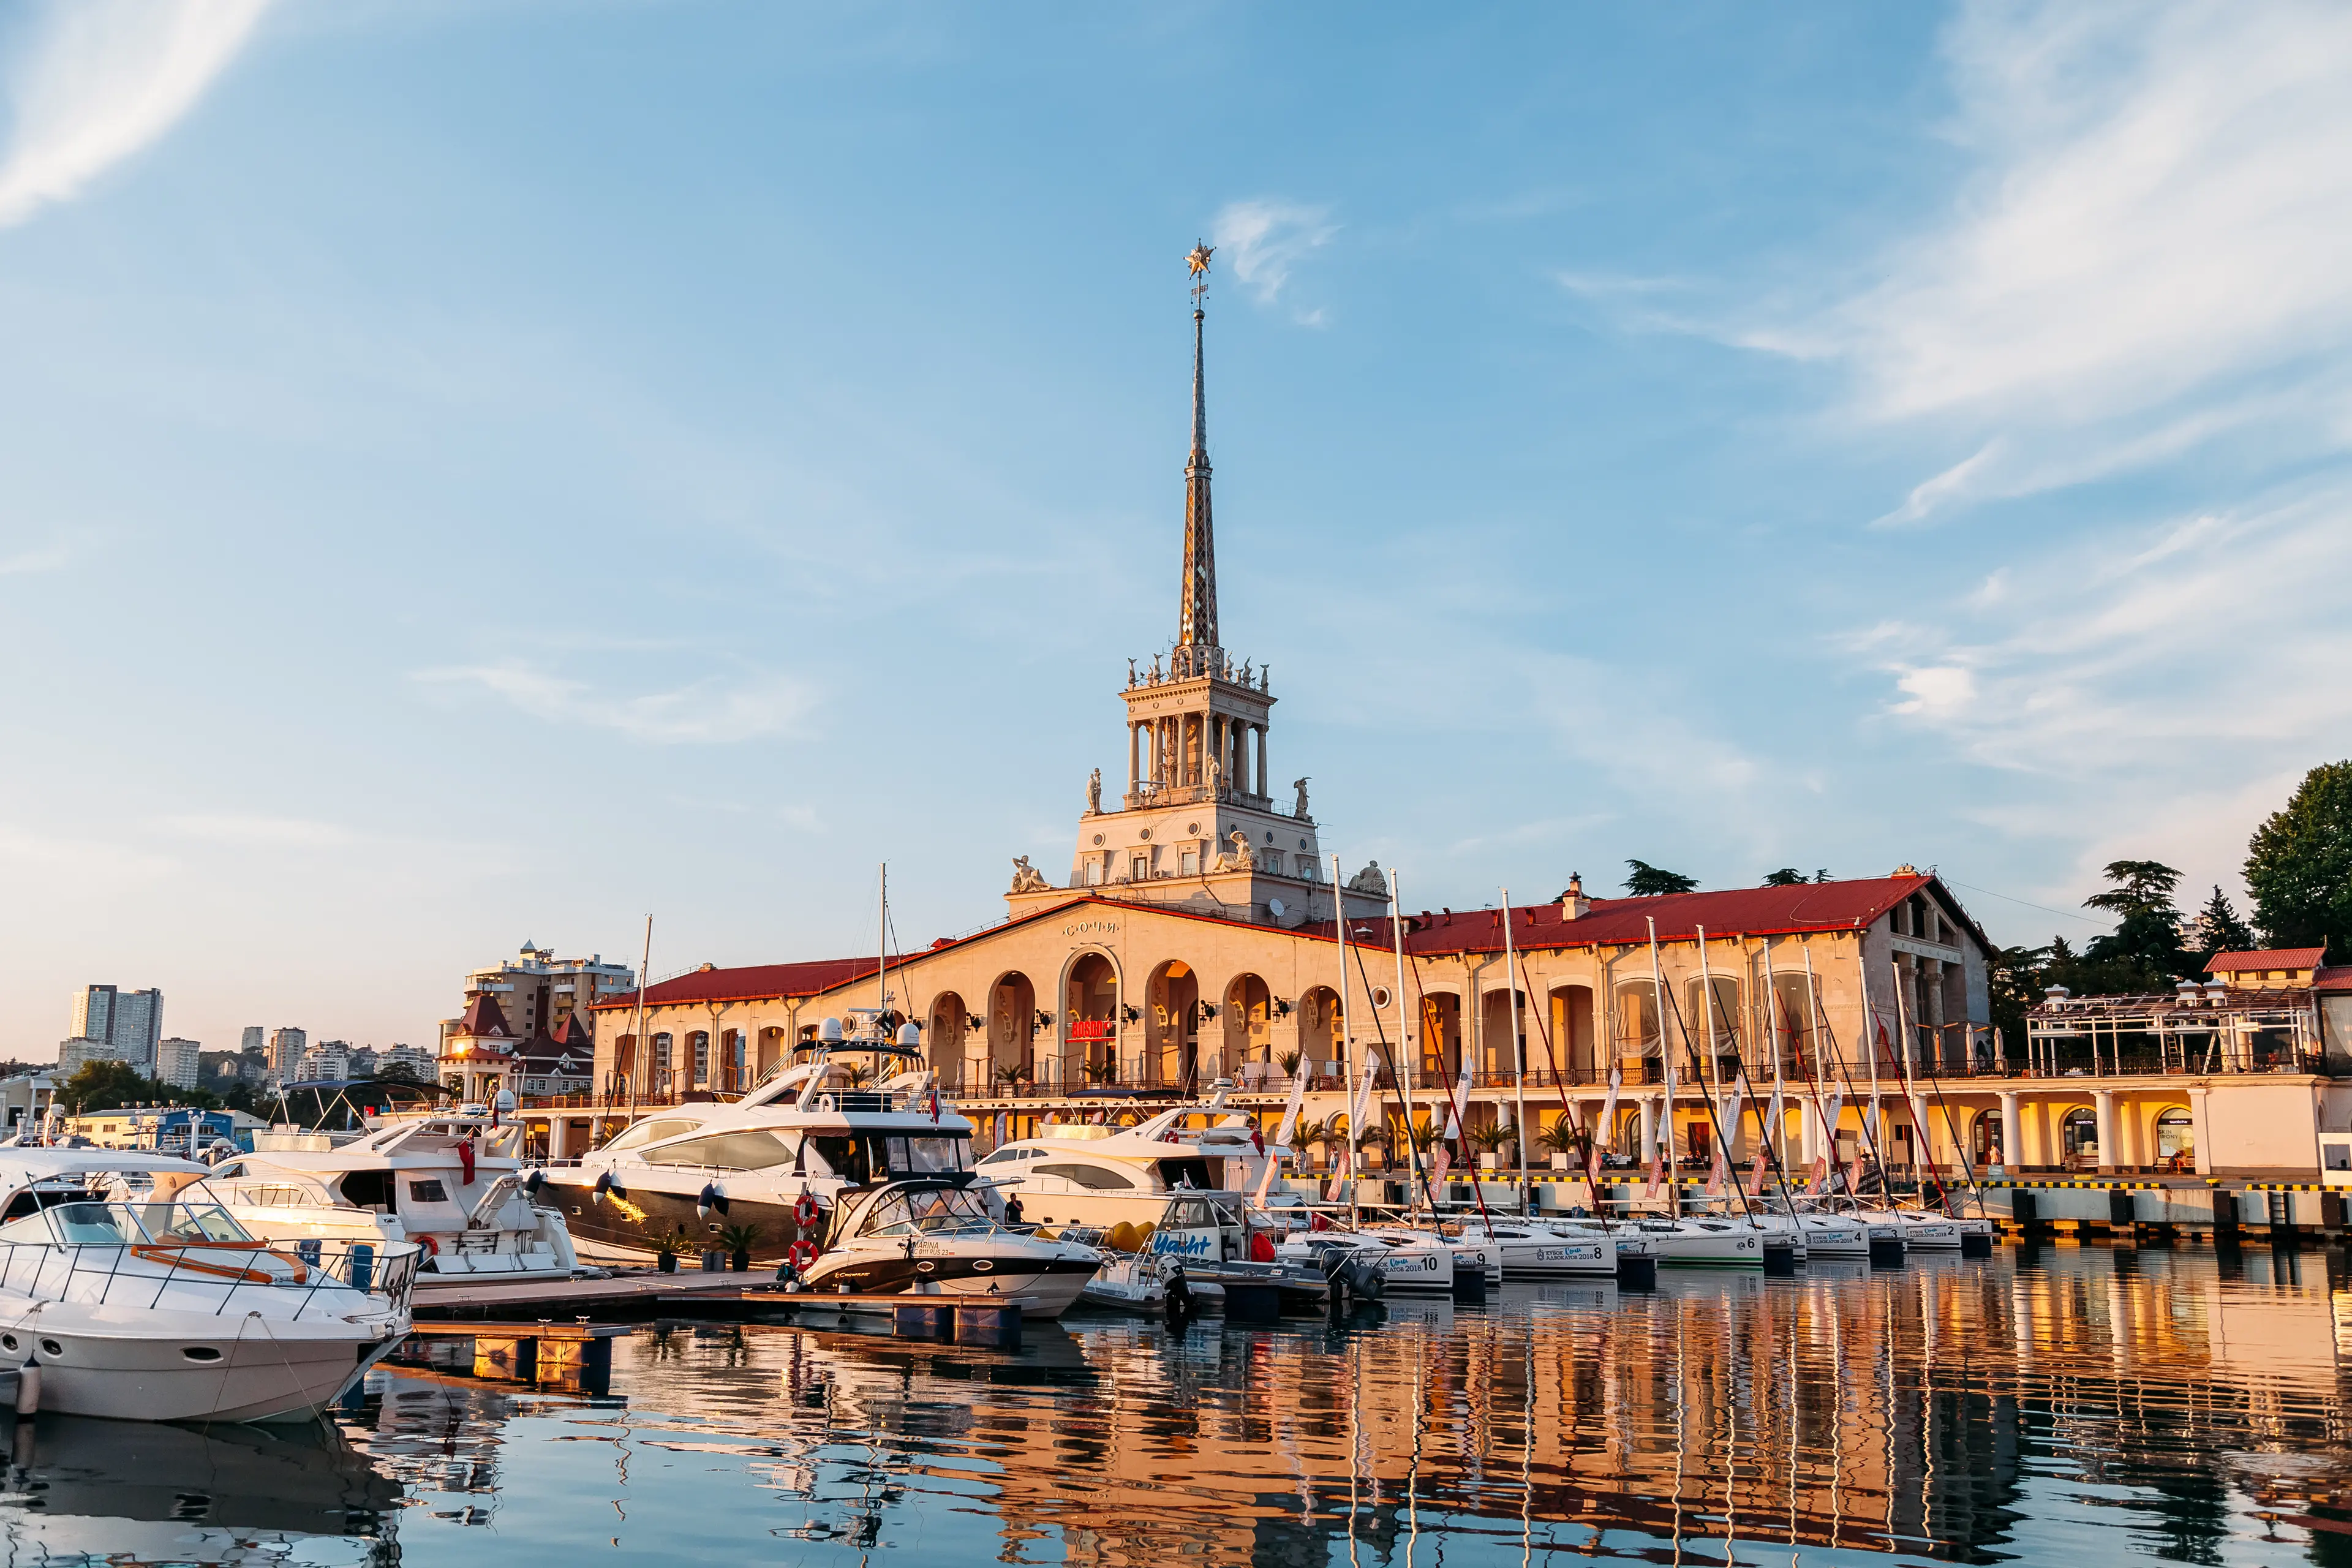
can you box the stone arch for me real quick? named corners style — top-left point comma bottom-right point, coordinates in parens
top-left (987, 972), bottom-right (1037, 1087)
top-left (1063, 951), bottom-right (1121, 1085)
top-left (926, 992), bottom-right (968, 1087)
top-left (1419, 991), bottom-right (1463, 1080)
top-left (1147, 960), bottom-right (1200, 1091)
top-left (2060, 1105), bottom-right (2099, 1166)
top-left (2154, 1104), bottom-right (2195, 1165)
top-left (1478, 989), bottom-right (1527, 1080)
top-left (1547, 985), bottom-right (1597, 1080)
top-left (1972, 1107), bottom-right (2003, 1167)
top-left (1223, 973), bottom-right (1273, 1080)
top-left (1297, 985), bottom-right (1343, 1072)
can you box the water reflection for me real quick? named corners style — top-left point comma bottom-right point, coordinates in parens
top-left (4, 1247), bottom-right (2348, 1566)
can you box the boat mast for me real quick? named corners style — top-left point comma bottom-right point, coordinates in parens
top-left (1390, 867), bottom-right (1422, 1212)
top-left (1802, 942), bottom-right (1833, 1186)
top-left (1646, 915), bottom-right (1679, 1219)
top-left (627, 913), bottom-right (652, 1124)
top-left (1332, 853), bottom-right (1356, 1228)
top-left (1698, 925), bottom-right (1719, 1185)
top-left (1502, 889), bottom-right (1528, 1215)
top-left (878, 861), bottom-right (888, 1074)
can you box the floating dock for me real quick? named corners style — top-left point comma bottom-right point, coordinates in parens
top-left (409, 1267), bottom-right (763, 1320)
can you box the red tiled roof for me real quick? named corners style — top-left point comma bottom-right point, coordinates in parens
top-left (2312, 965), bottom-right (2352, 993)
top-left (453, 993), bottom-right (511, 1039)
top-left (2206, 948), bottom-right (2326, 974)
top-left (590, 956), bottom-right (902, 1013)
top-left (548, 1013), bottom-right (594, 1048)
top-left (1307, 874), bottom-right (1983, 957)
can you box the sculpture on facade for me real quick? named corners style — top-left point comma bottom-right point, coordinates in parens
top-left (1213, 829), bottom-right (1256, 873)
top-left (1260, 664), bottom-right (1270, 692)
top-left (1207, 757), bottom-right (1223, 797)
top-left (1009, 856), bottom-right (1051, 894)
top-left (1241, 659), bottom-right (1252, 685)
top-left (1127, 658), bottom-right (1137, 688)
top-left (1348, 859), bottom-right (1387, 894)
top-left (1292, 776), bottom-right (1311, 819)
top-left (1085, 767), bottom-right (1102, 814)
top-left (1150, 653), bottom-right (1163, 684)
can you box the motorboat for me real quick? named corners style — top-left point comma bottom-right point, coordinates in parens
top-left (1885, 1207), bottom-right (1964, 1250)
top-left (973, 1082), bottom-right (1289, 1236)
top-left (543, 1011), bottom-right (975, 1264)
top-left (789, 1175), bottom-right (1100, 1317)
top-left (204, 1113), bottom-right (577, 1286)
top-left (1273, 1226), bottom-right (1455, 1294)
top-left (1443, 1218), bottom-right (1616, 1278)
top-left (0, 1149), bottom-right (417, 1422)
top-left (1080, 1253), bottom-right (1229, 1313)
top-left (1362, 1219), bottom-right (1499, 1284)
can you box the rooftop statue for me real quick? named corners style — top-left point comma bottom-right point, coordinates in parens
top-left (1009, 856), bottom-right (1051, 894)
top-left (1213, 829), bottom-right (1256, 873)
top-left (1348, 859), bottom-right (1387, 894)
top-left (1085, 767), bottom-right (1102, 815)
top-left (1292, 776), bottom-right (1311, 820)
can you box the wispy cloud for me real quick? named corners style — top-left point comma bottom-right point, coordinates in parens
top-left (1210, 199), bottom-right (1336, 311)
top-left (415, 663), bottom-right (817, 744)
top-left (1762, 2), bottom-right (2352, 522)
top-left (0, 0), bottom-right (270, 228)
top-left (153, 812), bottom-right (352, 849)
top-left (0, 541), bottom-right (70, 575)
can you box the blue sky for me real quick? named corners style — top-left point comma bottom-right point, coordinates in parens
top-left (4, 1), bottom-right (2349, 1057)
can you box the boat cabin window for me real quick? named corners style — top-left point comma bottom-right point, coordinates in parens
top-left (603, 1118), bottom-right (698, 1152)
top-left (852, 1185), bottom-right (992, 1239)
top-left (643, 1131), bottom-right (792, 1171)
top-left (1156, 1158), bottom-right (1215, 1190)
top-left (1034, 1162), bottom-right (1135, 1191)
top-left (409, 1179), bottom-right (450, 1203)
top-left (1163, 1197), bottom-right (1219, 1229)
top-left (902, 1136), bottom-right (967, 1174)
top-left (337, 1170), bottom-right (395, 1210)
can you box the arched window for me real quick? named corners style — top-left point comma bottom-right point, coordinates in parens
top-left (2155, 1108), bottom-right (2194, 1162)
top-left (689, 1031), bottom-right (711, 1087)
top-left (1972, 1109), bottom-right (2003, 1165)
top-left (2061, 1107), bottom-right (2098, 1161)
top-left (1614, 982), bottom-right (1659, 1058)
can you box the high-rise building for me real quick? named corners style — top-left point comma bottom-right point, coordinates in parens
top-left (156, 1038), bottom-right (202, 1090)
top-left (241, 1026), bottom-right (265, 1054)
top-left (56, 1036), bottom-right (127, 1077)
top-left (69, 985), bottom-right (163, 1069)
top-left (267, 1027), bottom-right (307, 1078)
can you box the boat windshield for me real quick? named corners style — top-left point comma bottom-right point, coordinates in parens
top-left (804, 1134), bottom-right (967, 1185)
top-left (0, 1200), bottom-right (254, 1248)
top-left (852, 1185), bottom-right (996, 1239)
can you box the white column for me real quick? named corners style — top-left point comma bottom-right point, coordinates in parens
top-left (1999, 1090), bottom-right (2021, 1175)
top-left (1128, 722), bottom-right (1139, 792)
top-left (1639, 1095), bottom-right (1657, 1159)
top-left (2094, 1088), bottom-right (2118, 1174)
top-left (1256, 723), bottom-right (1268, 798)
top-left (2188, 1086), bottom-right (2212, 1177)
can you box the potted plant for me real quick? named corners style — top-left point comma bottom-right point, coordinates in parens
top-left (718, 1221), bottom-right (763, 1273)
top-left (993, 1063), bottom-right (1031, 1093)
top-left (1538, 1120), bottom-right (1581, 1170)
top-left (1278, 1050), bottom-right (1303, 1083)
top-left (1295, 1117), bottom-right (1330, 1173)
top-left (1467, 1121), bottom-right (1508, 1171)
top-left (651, 1226), bottom-right (692, 1275)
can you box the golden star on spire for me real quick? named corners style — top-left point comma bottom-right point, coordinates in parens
top-left (1186, 243), bottom-right (1214, 276)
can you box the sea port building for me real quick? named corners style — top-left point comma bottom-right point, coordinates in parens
top-left (562, 263), bottom-right (2352, 1189)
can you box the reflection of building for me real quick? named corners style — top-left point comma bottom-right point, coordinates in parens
top-left (529, 1248), bottom-right (2330, 1564)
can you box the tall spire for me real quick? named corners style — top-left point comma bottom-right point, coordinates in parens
top-left (1178, 241), bottom-right (1218, 668)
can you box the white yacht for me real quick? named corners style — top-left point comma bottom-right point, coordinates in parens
top-left (1442, 1218), bottom-right (1617, 1278)
top-left (0, 1149), bottom-right (416, 1422)
top-left (545, 1012), bottom-right (974, 1264)
top-left (974, 1084), bottom-right (1288, 1237)
top-left (205, 1114), bottom-right (576, 1286)
top-left (790, 1176), bottom-right (1101, 1317)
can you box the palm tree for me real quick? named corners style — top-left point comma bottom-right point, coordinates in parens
top-left (1295, 1117), bottom-right (1332, 1171)
top-left (1278, 1050), bottom-right (1303, 1080)
top-left (993, 1063), bottom-right (1030, 1091)
top-left (1537, 1118), bottom-right (1584, 1167)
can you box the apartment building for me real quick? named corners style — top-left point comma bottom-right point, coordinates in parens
top-left (69, 984), bottom-right (162, 1069)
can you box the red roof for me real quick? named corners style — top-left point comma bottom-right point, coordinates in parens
top-left (1307, 874), bottom-right (1984, 957)
top-left (2312, 965), bottom-right (2352, 993)
top-left (453, 993), bottom-right (511, 1039)
top-left (2206, 948), bottom-right (2326, 974)
top-left (590, 956), bottom-right (900, 1013)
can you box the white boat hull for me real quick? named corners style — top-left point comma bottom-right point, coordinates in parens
top-left (0, 1306), bottom-right (399, 1423)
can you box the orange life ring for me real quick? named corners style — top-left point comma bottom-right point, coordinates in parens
top-left (418, 1234), bottom-right (440, 1256)
top-left (793, 1193), bottom-right (820, 1228)
top-left (786, 1238), bottom-right (819, 1270)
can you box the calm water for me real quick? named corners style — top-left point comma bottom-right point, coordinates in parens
top-left (6, 1245), bottom-right (2352, 1566)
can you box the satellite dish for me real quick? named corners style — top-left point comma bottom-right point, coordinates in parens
top-left (1267, 897), bottom-right (1287, 919)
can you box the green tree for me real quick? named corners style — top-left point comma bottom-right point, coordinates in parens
top-left (1986, 943), bottom-right (2051, 1060)
top-left (375, 1058), bottom-right (423, 1084)
top-left (2182, 884), bottom-right (2256, 967)
top-left (2079, 859), bottom-right (2186, 982)
top-left (1761, 868), bottom-right (1806, 886)
top-left (1624, 859), bottom-right (1698, 896)
top-left (2245, 761), bottom-right (2352, 961)
top-left (57, 1060), bottom-right (149, 1115)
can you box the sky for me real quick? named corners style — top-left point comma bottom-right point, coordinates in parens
top-left (2, 1), bottom-right (2350, 1058)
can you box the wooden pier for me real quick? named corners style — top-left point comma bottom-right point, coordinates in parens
top-left (409, 1267), bottom-right (761, 1320)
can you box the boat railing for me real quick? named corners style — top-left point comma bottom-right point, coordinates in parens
top-left (0, 1206), bottom-right (418, 1321)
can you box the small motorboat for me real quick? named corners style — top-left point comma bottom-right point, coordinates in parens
top-left (0, 1150), bottom-right (417, 1422)
top-left (1080, 1253), bottom-right (1228, 1313)
top-left (792, 1176), bottom-right (1101, 1318)
top-left (1273, 1228), bottom-right (1454, 1294)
